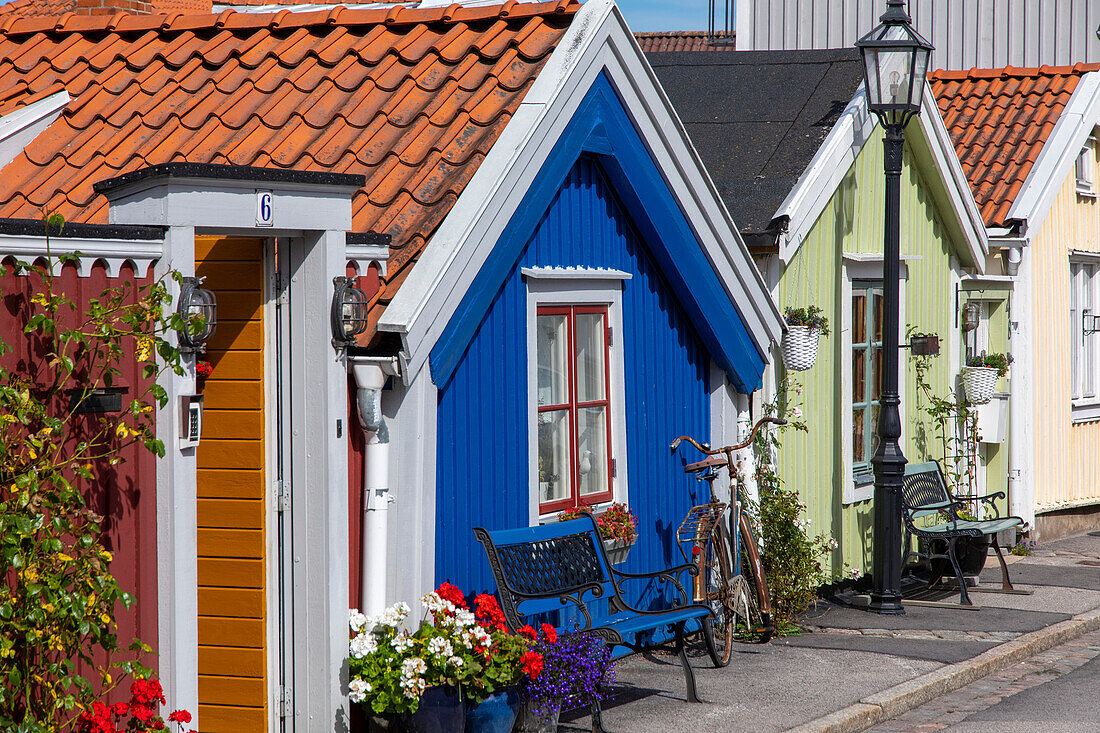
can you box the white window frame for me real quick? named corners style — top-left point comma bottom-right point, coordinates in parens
top-left (1076, 135), bottom-right (1097, 197)
top-left (523, 268), bottom-right (631, 525)
top-left (1070, 254), bottom-right (1100, 422)
top-left (840, 255), bottom-right (908, 504)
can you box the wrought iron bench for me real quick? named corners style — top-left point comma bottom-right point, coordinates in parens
top-left (473, 515), bottom-right (712, 705)
top-left (902, 461), bottom-right (1023, 605)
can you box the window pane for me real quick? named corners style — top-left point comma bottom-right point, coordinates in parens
top-left (853, 348), bottom-right (865, 402)
top-left (537, 409), bottom-right (571, 503)
top-left (872, 345), bottom-right (882, 401)
top-left (536, 313), bottom-right (569, 407)
top-left (575, 312), bottom-right (606, 403)
top-left (872, 290), bottom-right (884, 342)
top-left (853, 409), bottom-right (864, 463)
top-left (577, 406), bottom-right (609, 497)
top-left (852, 294), bottom-right (866, 344)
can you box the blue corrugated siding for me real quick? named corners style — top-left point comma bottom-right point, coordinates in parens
top-left (436, 158), bottom-right (711, 609)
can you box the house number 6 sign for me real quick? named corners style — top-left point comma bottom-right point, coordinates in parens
top-left (256, 190), bottom-right (273, 227)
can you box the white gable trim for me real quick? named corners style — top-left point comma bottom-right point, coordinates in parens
top-left (378, 0), bottom-right (784, 386)
top-left (0, 90), bottom-right (69, 173)
top-left (777, 83), bottom-right (987, 272)
top-left (1007, 70), bottom-right (1100, 234)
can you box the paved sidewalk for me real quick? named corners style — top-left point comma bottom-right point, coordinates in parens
top-left (559, 531), bottom-right (1100, 733)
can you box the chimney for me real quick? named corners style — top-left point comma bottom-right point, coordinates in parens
top-left (73, 0), bottom-right (211, 15)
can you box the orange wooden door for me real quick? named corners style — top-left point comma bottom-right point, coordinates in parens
top-left (194, 236), bottom-right (269, 732)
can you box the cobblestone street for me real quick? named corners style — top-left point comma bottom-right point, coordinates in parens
top-left (867, 630), bottom-right (1100, 732)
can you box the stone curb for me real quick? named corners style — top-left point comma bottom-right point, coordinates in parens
top-left (786, 606), bottom-right (1100, 733)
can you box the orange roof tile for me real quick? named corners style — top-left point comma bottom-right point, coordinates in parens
top-left (0, 0), bottom-right (74, 16)
top-left (634, 30), bottom-right (732, 53)
top-left (0, 0), bottom-right (579, 343)
top-left (929, 63), bottom-right (1100, 228)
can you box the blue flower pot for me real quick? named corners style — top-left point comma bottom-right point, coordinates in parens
top-left (464, 687), bottom-right (521, 733)
top-left (408, 685), bottom-right (465, 733)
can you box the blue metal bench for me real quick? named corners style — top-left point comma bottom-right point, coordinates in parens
top-left (473, 515), bottom-right (712, 704)
top-left (902, 461), bottom-right (1023, 605)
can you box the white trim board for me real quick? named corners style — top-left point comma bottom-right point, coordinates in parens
top-left (0, 90), bottom-right (69, 172)
top-left (1007, 70), bottom-right (1100, 234)
top-left (0, 233), bottom-right (163, 277)
top-left (776, 83), bottom-right (988, 274)
top-left (378, 0), bottom-right (784, 386)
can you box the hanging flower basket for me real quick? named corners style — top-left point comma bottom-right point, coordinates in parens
top-left (961, 353), bottom-right (1012, 405)
top-left (961, 366), bottom-right (998, 405)
top-left (602, 537), bottom-right (635, 565)
top-left (781, 325), bottom-right (822, 372)
top-left (781, 306), bottom-right (830, 372)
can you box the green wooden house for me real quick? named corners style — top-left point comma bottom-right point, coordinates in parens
top-left (647, 49), bottom-right (1010, 576)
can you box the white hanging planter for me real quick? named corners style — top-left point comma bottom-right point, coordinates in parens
top-left (781, 325), bottom-right (821, 371)
top-left (961, 366), bottom-right (999, 404)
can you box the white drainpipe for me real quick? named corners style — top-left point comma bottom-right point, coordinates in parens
top-left (350, 356), bottom-right (399, 616)
top-left (1002, 237), bottom-right (1035, 532)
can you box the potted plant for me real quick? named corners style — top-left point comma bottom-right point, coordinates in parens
top-left (463, 591), bottom-right (544, 733)
top-left (348, 586), bottom-right (490, 733)
top-left (515, 630), bottom-right (614, 733)
top-left (557, 502), bottom-right (639, 564)
top-left (781, 306), bottom-right (830, 371)
top-left (195, 359), bottom-right (213, 382)
top-left (961, 352), bottom-right (1012, 404)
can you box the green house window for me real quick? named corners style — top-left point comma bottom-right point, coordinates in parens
top-left (852, 281), bottom-right (883, 479)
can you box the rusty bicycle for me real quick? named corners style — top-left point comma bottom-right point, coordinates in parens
top-left (671, 416), bottom-right (784, 666)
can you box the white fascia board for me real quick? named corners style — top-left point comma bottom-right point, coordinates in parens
top-left (777, 83), bottom-right (988, 274)
top-left (1006, 70), bottom-right (1100, 233)
top-left (0, 232), bottom-right (163, 277)
top-left (775, 86), bottom-right (876, 264)
top-left (914, 83), bottom-right (989, 272)
top-left (379, 0), bottom-right (784, 384)
top-left (0, 90), bottom-right (70, 172)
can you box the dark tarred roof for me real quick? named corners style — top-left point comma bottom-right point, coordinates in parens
top-left (930, 63), bottom-right (1100, 228)
top-left (0, 0), bottom-right (578, 340)
top-left (634, 30), bottom-right (732, 53)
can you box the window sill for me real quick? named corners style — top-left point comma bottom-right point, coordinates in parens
top-left (1071, 401), bottom-right (1100, 424)
top-left (843, 471), bottom-right (875, 504)
top-left (1076, 185), bottom-right (1097, 199)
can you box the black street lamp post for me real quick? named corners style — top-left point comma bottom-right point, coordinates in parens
top-left (856, 0), bottom-right (933, 615)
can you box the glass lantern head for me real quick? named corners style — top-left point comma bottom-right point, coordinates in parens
top-left (856, 0), bottom-right (933, 128)
top-left (177, 276), bottom-right (217, 352)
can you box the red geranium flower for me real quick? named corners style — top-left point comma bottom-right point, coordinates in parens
top-left (520, 650), bottom-right (544, 679)
top-left (517, 625), bottom-right (537, 640)
top-left (436, 582), bottom-right (467, 609)
top-left (168, 710), bottom-right (192, 724)
top-left (539, 623), bottom-right (558, 644)
top-left (111, 702), bottom-right (129, 717)
top-left (474, 593), bottom-right (509, 632)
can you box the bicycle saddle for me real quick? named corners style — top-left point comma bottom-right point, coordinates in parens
top-left (683, 455), bottom-right (727, 474)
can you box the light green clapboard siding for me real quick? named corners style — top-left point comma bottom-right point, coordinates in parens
top-left (774, 130), bottom-right (977, 576)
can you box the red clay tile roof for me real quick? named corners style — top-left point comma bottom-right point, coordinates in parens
top-left (930, 63), bottom-right (1100, 228)
top-left (0, 0), bottom-right (578, 342)
top-left (634, 30), bottom-right (732, 53)
top-left (0, 0), bottom-right (76, 16)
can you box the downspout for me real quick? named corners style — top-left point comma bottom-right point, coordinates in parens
top-left (350, 356), bottom-right (400, 616)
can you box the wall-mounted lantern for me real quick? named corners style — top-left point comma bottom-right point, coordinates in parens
top-left (177, 276), bottom-right (217, 353)
top-left (332, 276), bottom-right (369, 349)
top-left (961, 300), bottom-right (981, 333)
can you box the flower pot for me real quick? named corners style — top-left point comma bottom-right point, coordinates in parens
top-left (781, 325), bottom-right (820, 371)
top-left (466, 687), bottom-right (521, 733)
top-left (602, 537), bottom-right (635, 565)
top-left (961, 366), bottom-right (998, 405)
top-left (512, 698), bottom-right (560, 733)
top-left (408, 685), bottom-right (464, 733)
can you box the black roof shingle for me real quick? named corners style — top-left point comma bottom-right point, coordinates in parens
top-left (646, 48), bottom-right (865, 242)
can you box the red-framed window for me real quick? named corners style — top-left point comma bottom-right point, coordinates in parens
top-left (535, 305), bottom-right (614, 514)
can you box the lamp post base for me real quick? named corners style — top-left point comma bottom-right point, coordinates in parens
top-left (867, 592), bottom-right (905, 615)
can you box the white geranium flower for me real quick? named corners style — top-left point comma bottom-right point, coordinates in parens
top-left (348, 678), bottom-right (372, 703)
top-left (350, 632), bottom-right (377, 658)
top-left (391, 634), bottom-right (414, 653)
top-left (349, 610), bottom-right (367, 633)
top-left (449, 656), bottom-right (464, 667)
top-left (427, 637), bottom-right (453, 658)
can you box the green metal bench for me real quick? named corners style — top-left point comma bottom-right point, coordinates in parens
top-left (901, 461), bottom-right (1023, 605)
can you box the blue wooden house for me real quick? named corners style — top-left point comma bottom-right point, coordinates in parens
top-left (358, 0), bottom-right (785, 612)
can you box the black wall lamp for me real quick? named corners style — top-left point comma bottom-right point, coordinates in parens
top-left (332, 276), bottom-right (369, 349)
top-left (177, 276), bottom-right (217, 353)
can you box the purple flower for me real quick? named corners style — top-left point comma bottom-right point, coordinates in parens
top-left (523, 632), bottom-right (615, 715)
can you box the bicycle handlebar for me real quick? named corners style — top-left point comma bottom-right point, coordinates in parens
top-left (670, 416), bottom-right (787, 455)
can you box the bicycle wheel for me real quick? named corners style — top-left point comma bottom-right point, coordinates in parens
top-left (697, 529), bottom-right (734, 667)
top-left (731, 512), bottom-right (773, 643)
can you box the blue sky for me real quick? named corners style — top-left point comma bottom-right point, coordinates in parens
top-left (612, 0), bottom-right (715, 32)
